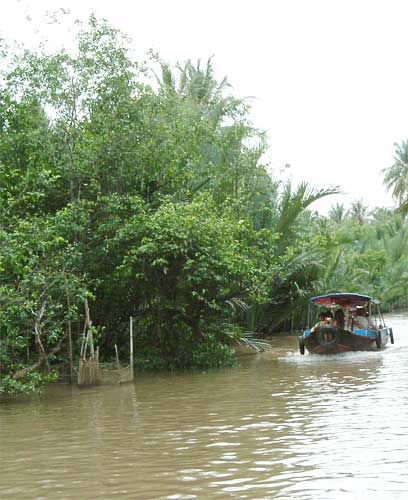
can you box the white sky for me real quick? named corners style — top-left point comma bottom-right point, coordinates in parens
top-left (2, 0), bottom-right (408, 213)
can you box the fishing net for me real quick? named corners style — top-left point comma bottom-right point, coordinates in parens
top-left (77, 359), bottom-right (101, 386)
top-left (98, 363), bottom-right (133, 385)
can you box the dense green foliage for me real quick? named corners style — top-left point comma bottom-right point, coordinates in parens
top-left (1, 18), bottom-right (407, 394)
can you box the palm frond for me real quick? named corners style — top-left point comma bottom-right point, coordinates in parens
top-left (158, 63), bottom-right (176, 93)
top-left (275, 181), bottom-right (339, 246)
top-left (237, 332), bottom-right (271, 352)
top-left (225, 297), bottom-right (249, 317)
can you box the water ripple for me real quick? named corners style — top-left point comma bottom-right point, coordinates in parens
top-left (0, 314), bottom-right (407, 499)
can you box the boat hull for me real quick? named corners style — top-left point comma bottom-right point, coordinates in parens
top-left (301, 326), bottom-right (391, 355)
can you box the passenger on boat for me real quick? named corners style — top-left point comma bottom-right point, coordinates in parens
top-left (311, 311), bottom-right (333, 331)
top-left (334, 309), bottom-right (345, 330)
top-left (358, 308), bottom-right (378, 330)
top-left (350, 308), bottom-right (378, 330)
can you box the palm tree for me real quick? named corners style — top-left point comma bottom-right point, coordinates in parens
top-left (245, 182), bottom-right (339, 333)
top-left (157, 58), bottom-right (270, 210)
top-left (382, 225), bottom-right (408, 306)
top-left (274, 181), bottom-right (339, 251)
top-left (383, 140), bottom-right (408, 211)
top-left (177, 58), bottom-right (229, 105)
top-left (157, 58), bottom-right (238, 127)
top-left (329, 203), bottom-right (348, 224)
top-left (350, 199), bottom-right (368, 225)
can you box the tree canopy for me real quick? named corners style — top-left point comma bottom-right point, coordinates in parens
top-left (0, 17), bottom-right (406, 395)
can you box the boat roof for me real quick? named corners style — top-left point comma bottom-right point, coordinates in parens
top-left (309, 293), bottom-right (378, 307)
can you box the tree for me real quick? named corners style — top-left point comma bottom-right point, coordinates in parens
top-left (273, 181), bottom-right (339, 252)
top-left (383, 140), bottom-right (408, 212)
top-left (329, 203), bottom-right (348, 224)
top-left (0, 17), bottom-right (283, 392)
top-left (1, 15), bottom-right (353, 394)
top-left (350, 199), bottom-right (368, 225)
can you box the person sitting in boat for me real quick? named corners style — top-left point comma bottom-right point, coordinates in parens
top-left (358, 308), bottom-right (378, 330)
top-left (347, 309), bottom-right (360, 330)
top-left (334, 309), bottom-right (345, 330)
top-left (351, 308), bottom-right (378, 330)
top-left (311, 311), bottom-right (333, 331)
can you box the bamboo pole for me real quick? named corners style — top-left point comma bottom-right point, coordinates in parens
top-left (65, 286), bottom-right (73, 384)
top-left (114, 344), bottom-right (120, 371)
top-left (80, 317), bottom-right (87, 359)
top-left (34, 300), bottom-right (50, 372)
top-left (130, 316), bottom-right (134, 380)
top-left (84, 298), bottom-right (94, 360)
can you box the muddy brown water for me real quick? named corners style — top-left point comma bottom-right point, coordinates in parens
top-left (1, 314), bottom-right (407, 499)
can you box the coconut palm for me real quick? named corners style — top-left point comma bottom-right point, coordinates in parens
top-left (274, 181), bottom-right (339, 251)
top-left (381, 225), bottom-right (408, 306)
top-left (350, 199), bottom-right (368, 225)
top-left (242, 182), bottom-right (339, 334)
top-left (383, 140), bottom-right (408, 211)
top-left (157, 58), bottom-right (239, 128)
top-left (157, 57), bottom-right (271, 211)
top-left (329, 203), bottom-right (348, 224)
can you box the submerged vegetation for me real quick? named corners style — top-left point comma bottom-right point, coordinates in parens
top-left (1, 17), bottom-right (407, 394)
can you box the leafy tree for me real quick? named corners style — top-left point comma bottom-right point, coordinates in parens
top-left (7, 15), bottom-right (395, 395)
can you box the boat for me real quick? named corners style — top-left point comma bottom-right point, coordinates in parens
top-left (298, 292), bottom-right (394, 355)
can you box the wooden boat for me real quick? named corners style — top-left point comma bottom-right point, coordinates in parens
top-left (298, 293), bottom-right (394, 355)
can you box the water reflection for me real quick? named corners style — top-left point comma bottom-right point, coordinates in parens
top-left (0, 315), bottom-right (407, 499)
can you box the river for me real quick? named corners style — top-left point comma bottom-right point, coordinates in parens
top-left (0, 314), bottom-right (407, 499)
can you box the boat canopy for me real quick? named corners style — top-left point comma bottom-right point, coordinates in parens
top-left (309, 293), bottom-right (379, 307)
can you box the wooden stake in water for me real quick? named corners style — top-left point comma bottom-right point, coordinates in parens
top-left (114, 344), bottom-right (120, 371)
top-left (130, 316), bottom-right (134, 380)
top-left (65, 285), bottom-right (73, 384)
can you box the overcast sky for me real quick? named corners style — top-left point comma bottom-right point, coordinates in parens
top-left (2, 0), bottom-right (408, 213)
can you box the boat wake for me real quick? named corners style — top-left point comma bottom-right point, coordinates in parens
top-left (279, 348), bottom-right (385, 365)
